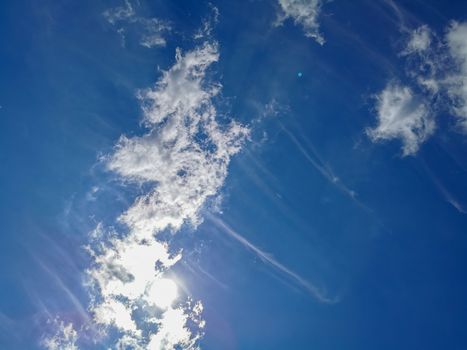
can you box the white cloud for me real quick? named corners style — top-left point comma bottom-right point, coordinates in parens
top-left (194, 5), bottom-right (219, 40)
top-left (446, 21), bottom-right (467, 132)
top-left (103, 0), bottom-right (135, 25)
top-left (276, 0), bottom-right (325, 44)
top-left (138, 18), bottom-right (171, 48)
top-left (83, 42), bottom-right (249, 349)
top-left (147, 304), bottom-right (204, 350)
top-left (368, 21), bottom-right (467, 155)
top-left (42, 319), bottom-right (78, 350)
top-left (402, 25), bottom-right (431, 55)
top-left (108, 43), bottom-right (248, 238)
top-left (104, 1), bottom-right (170, 48)
top-left (366, 83), bottom-right (435, 156)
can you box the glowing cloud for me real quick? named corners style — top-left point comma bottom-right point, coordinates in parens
top-left (41, 41), bottom-right (249, 349)
top-left (83, 41), bottom-right (249, 349)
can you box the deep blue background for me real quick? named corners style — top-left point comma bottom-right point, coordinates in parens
top-left (1, 0), bottom-right (467, 349)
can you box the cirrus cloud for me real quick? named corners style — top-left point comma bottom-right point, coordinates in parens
top-left (367, 21), bottom-right (467, 156)
top-left (85, 42), bottom-right (249, 349)
top-left (276, 0), bottom-right (325, 44)
top-left (44, 41), bottom-right (249, 350)
top-left (366, 83), bottom-right (435, 156)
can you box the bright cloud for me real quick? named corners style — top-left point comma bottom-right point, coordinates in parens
top-left (276, 0), bottom-right (325, 44)
top-left (368, 21), bottom-right (467, 155)
top-left (147, 278), bottom-right (178, 309)
top-left (83, 42), bottom-right (249, 349)
top-left (108, 43), bottom-right (248, 239)
top-left (366, 83), bottom-right (435, 156)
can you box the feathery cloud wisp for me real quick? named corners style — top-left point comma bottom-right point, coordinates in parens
top-left (402, 25), bottom-right (431, 55)
top-left (85, 42), bottom-right (248, 349)
top-left (366, 83), bottom-right (435, 156)
top-left (44, 42), bottom-right (248, 349)
top-left (445, 21), bottom-right (467, 132)
top-left (367, 21), bottom-right (467, 155)
top-left (42, 319), bottom-right (78, 350)
top-left (276, 0), bottom-right (325, 45)
top-left (104, 0), bottom-right (171, 48)
top-left (209, 215), bottom-right (337, 304)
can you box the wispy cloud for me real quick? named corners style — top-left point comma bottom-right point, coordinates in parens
top-left (193, 5), bottom-right (219, 41)
top-left (103, 0), bottom-right (171, 48)
top-left (402, 25), bottom-right (432, 56)
top-left (74, 41), bottom-right (248, 349)
top-left (103, 0), bottom-right (135, 24)
top-left (366, 83), bottom-right (435, 156)
top-left (445, 21), bottom-right (467, 132)
top-left (279, 122), bottom-right (369, 206)
top-left (367, 20), bottom-right (467, 155)
top-left (208, 215), bottom-right (337, 304)
top-left (33, 256), bottom-right (90, 325)
top-left (421, 159), bottom-right (467, 214)
top-left (42, 319), bottom-right (78, 350)
top-left (275, 0), bottom-right (325, 44)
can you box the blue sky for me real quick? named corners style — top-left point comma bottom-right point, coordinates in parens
top-left (1, 0), bottom-right (467, 349)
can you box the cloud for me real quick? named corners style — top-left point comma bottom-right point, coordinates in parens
top-left (82, 42), bottom-right (248, 349)
top-left (108, 43), bottom-right (248, 238)
top-left (103, 0), bottom-right (135, 25)
top-left (366, 83), bottom-right (435, 156)
top-left (42, 319), bottom-right (78, 350)
top-left (138, 18), bottom-right (172, 48)
top-left (445, 21), bottom-right (467, 132)
top-left (422, 160), bottom-right (467, 214)
top-left (278, 121), bottom-right (361, 201)
top-left (104, 0), bottom-right (171, 48)
top-left (209, 215), bottom-right (337, 304)
top-left (276, 0), bottom-right (325, 44)
top-left (402, 25), bottom-right (431, 55)
top-left (193, 5), bottom-right (219, 40)
top-left (367, 21), bottom-right (467, 155)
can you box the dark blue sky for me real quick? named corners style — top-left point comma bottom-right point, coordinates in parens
top-left (1, 0), bottom-right (467, 349)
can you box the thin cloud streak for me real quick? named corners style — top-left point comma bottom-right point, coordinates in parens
top-left (208, 215), bottom-right (337, 304)
top-left (278, 121), bottom-right (372, 212)
top-left (422, 160), bottom-right (467, 214)
top-left (33, 256), bottom-right (91, 325)
top-left (182, 261), bottom-right (230, 290)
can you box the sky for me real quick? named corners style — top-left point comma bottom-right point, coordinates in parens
top-left (1, 0), bottom-right (467, 349)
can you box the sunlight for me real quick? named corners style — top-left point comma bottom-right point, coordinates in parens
top-left (148, 278), bottom-right (178, 309)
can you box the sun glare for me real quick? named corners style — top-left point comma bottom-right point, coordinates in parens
top-left (149, 278), bottom-right (178, 309)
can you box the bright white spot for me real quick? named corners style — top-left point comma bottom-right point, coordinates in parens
top-left (147, 278), bottom-right (178, 309)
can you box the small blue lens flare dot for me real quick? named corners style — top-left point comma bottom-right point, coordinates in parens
top-left (298, 72), bottom-right (303, 78)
